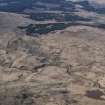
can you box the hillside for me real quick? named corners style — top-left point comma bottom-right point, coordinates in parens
top-left (1, 23), bottom-right (105, 105)
top-left (0, 0), bottom-right (105, 105)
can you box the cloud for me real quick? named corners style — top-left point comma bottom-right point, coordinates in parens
top-left (66, 0), bottom-right (105, 8)
top-left (90, 0), bottom-right (105, 4)
top-left (66, 0), bottom-right (105, 4)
